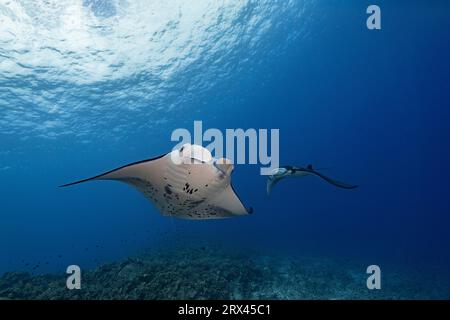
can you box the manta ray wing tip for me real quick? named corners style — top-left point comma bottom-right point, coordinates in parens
top-left (58, 176), bottom-right (96, 188)
top-left (58, 182), bottom-right (76, 188)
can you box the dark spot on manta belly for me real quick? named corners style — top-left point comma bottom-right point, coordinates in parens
top-left (164, 185), bottom-right (172, 195)
top-left (189, 199), bottom-right (205, 206)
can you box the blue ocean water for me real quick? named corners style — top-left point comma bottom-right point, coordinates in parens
top-left (1, 0), bottom-right (450, 298)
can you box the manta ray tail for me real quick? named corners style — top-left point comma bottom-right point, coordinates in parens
top-left (305, 165), bottom-right (358, 189)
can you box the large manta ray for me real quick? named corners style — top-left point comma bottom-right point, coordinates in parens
top-left (267, 165), bottom-right (358, 195)
top-left (60, 144), bottom-right (252, 220)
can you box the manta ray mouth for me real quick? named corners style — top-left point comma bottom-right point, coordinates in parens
top-left (213, 162), bottom-right (226, 175)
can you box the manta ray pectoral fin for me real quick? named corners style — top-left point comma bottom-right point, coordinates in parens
top-left (209, 184), bottom-right (252, 216)
top-left (59, 154), bottom-right (166, 188)
top-left (306, 168), bottom-right (358, 189)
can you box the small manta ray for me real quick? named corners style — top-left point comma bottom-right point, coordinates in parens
top-left (60, 144), bottom-right (252, 220)
top-left (267, 165), bottom-right (358, 195)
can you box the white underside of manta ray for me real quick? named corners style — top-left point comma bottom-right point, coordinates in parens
top-left (60, 144), bottom-right (252, 220)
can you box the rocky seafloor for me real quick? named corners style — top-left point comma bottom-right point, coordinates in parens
top-left (0, 247), bottom-right (448, 300)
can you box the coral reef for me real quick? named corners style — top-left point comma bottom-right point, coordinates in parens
top-left (0, 247), bottom-right (448, 300)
